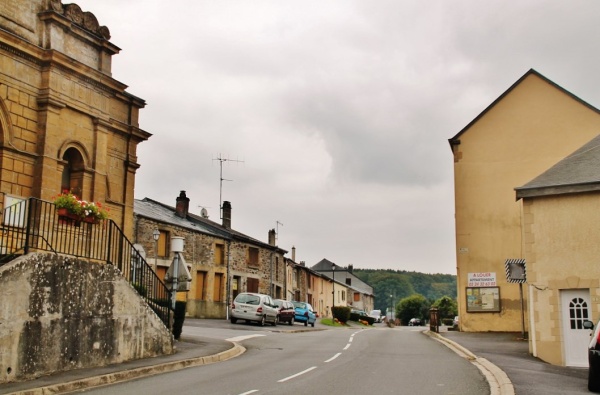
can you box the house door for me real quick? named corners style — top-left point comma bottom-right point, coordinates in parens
top-left (560, 289), bottom-right (591, 367)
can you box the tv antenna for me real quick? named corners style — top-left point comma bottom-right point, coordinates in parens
top-left (213, 154), bottom-right (244, 219)
top-left (276, 220), bottom-right (283, 244)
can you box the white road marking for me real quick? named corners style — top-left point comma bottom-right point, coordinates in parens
top-left (349, 337), bottom-right (353, 342)
top-left (226, 334), bottom-right (266, 342)
top-left (343, 343), bottom-right (351, 350)
top-left (325, 353), bottom-right (341, 363)
top-left (238, 391), bottom-right (259, 395)
top-left (278, 366), bottom-right (317, 382)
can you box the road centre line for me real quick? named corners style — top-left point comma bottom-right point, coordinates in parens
top-left (278, 366), bottom-right (317, 382)
top-left (238, 391), bottom-right (259, 395)
top-left (325, 353), bottom-right (342, 363)
top-left (349, 337), bottom-right (353, 342)
top-left (343, 343), bottom-right (351, 350)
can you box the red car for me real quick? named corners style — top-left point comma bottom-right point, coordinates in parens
top-left (273, 299), bottom-right (296, 325)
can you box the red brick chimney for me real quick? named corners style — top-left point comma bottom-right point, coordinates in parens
top-left (175, 191), bottom-right (189, 218)
top-left (222, 201), bottom-right (231, 228)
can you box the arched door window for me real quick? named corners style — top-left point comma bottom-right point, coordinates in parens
top-left (61, 147), bottom-right (85, 196)
top-left (569, 297), bottom-right (589, 329)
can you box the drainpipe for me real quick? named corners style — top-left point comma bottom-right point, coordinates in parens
top-left (226, 240), bottom-right (231, 320)
top-left (529, 284), bottom-right (536, 356)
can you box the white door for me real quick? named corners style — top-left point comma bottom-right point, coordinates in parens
top-left (560, 289), bottom-right (591, 367)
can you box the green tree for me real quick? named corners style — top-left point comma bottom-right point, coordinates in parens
top-left (432, 296), bottom-right (457, 319)
top-left (396, 294), bottom-right (430, 325)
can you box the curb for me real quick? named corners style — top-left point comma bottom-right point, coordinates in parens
top-left (6, 343), bottom-right (246, 395)
top-left (425, 331), bottom-right (515, 395)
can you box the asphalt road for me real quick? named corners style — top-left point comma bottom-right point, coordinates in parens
top-left (75, 322), bottom-right (489, 395)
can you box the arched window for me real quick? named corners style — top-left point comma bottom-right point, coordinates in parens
top-left (569, 297), bottom-right (589, 329)
top-left (61, 147), bottom-right (85, 196)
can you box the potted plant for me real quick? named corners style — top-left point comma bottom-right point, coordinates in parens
top-left (53, 191), bottom-right (108, 223)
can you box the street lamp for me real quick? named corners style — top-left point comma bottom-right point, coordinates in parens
top-left (332, 265), bottom-right (335, 318)
top-left (152, 229), bottom-right (160, 273)
top-left (390, 294), bottom-right (393, 321)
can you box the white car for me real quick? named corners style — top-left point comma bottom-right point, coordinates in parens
top-left (369, 309), bottom-right (383, 323)
top-left (230, 292), bottom-right (278, 326)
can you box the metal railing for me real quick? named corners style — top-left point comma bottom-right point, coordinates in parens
top-left (0, 197), bottom-right (171, 327)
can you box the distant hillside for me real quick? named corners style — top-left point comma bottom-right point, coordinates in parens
top-left (353, 269), bottom-right (457, 312)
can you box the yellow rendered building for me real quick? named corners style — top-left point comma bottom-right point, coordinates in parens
top-left (449, 69), bottom-right (600, 333)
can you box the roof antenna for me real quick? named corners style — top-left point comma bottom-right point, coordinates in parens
top-left (213, 154), bottom-right (244, 219)
top-left (276, 220), bottom-right (283, 245)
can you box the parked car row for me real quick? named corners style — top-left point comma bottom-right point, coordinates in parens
top-left (229, 292), bottom-right (317, 327)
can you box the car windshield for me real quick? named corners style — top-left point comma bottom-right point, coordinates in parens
top-left (235, 294), bottom-right (260, 305)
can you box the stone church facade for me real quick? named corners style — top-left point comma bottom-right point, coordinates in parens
top-left (0, 0), bottom-right (150, 235)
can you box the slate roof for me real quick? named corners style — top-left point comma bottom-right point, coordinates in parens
top-left (515, 133), bottom-right (600, 199)
top-left (135, 198), bottom-right (287, 253)
top-left (312, 258), bottom-right (374, 296)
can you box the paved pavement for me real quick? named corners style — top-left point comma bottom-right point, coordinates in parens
top-left (0, 323), bottom-right (591, 395)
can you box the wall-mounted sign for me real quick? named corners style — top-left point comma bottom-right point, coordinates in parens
top-left (466, 287), bottom-right (501, 313)
top-left (467, 272), bottom-right (497, 287)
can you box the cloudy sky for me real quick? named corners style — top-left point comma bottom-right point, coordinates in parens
top-left (76, 0), bottom-right (600, 274)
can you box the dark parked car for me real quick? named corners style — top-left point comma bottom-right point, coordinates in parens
top-left (584, 319), bottom-right (600, 392)
top-left (273, 299), bottom-right (295, 325)
top-left (292, 301), bottom-right (316, 327)
top-left (230, 292), bottom-right (278, 326)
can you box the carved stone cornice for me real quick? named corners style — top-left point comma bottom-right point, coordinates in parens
top-left (47, 1), bottom-right (111, 40)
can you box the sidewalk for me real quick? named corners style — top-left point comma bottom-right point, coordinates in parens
top-left (0, 336), bottom-right (243, 395)
top-left (434, 330), bottom-right (589, 395)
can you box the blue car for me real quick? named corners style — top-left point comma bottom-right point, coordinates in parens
top-left (292, 301), bottom-right (316, 327)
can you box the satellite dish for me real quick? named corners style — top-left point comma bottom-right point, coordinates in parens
top-left (200, 207), bottom-right (208, 218)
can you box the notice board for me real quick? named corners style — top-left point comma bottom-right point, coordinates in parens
top-left (466, 286), bottom-right (500, 313)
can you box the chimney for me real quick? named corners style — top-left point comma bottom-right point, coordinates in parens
top-left (268, 229), bottom-right (276, 246)
top-left (348, 264), bottom-right (353, 274)
top-left (222, 201), bottom-right (232, 228)
top-left (292, 246), bottom-right (296, 262)
top-left (175, 191), bottom-right (190, 218)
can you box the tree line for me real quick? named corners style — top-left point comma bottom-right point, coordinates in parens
top-left (353, 268), bottom-right (457, 323)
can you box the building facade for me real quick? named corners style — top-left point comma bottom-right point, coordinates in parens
top-left (0, 1), bottom-right (149, 236)
top-left (134, 191), bottom-right (287, 319)
top-left (516, 134), bottom-right (600, 367)
top-left (449, 69), bottom-right (600, 332)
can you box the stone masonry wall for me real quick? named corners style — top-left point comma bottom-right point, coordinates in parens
top-left (0, 253), bottom-right (174, 384)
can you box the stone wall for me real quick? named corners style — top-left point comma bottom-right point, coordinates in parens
top-left (0, 253), bottom-right (174, 384)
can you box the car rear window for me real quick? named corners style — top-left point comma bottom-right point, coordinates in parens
top-left (293, 302), bottom-right (306, 309)
top-left (236, 294), bottom-right (260, 305)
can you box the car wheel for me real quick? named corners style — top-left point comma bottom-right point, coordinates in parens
top-left (272, 316), bottom-right (278, 326)
top-left (259, 316), bottom-right (266, 326)
top-left (311, 322), bottom-right (315, 327)
top-left (289, 317), bottom-right (294, 326)
top-left (230, 317), bottom-right (237, 324)
top-left (304, 321), bottom-right (308, 327)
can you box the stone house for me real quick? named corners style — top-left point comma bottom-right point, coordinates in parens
top-left (515, 134), bottom-right (600, 367)
top-left (449, 69), bottom-right (600, 333)
top-left (134, 191), bottom-right (287, 319)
